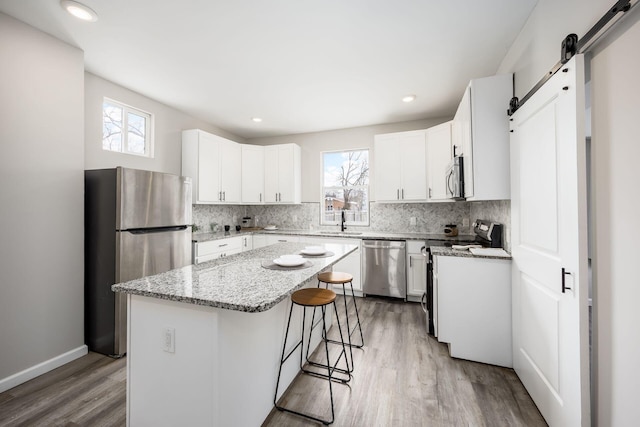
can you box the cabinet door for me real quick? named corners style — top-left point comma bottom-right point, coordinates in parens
top-left (264, 146), bottom-right (279, 203)
top-left (426, 121), bottom-right (453, 201)
top-left (241, 145), bottom-right (264, 203)
top-left (198, 133), bottom-right (221, 203)
top-left (277, 145), bottom-right (295, 203)
top-left (219, 139), bottom-right (241, 203)
top-left (399, 132), bottom-right (427, 201)
top-left (374, 135), bottom-right (402, 201)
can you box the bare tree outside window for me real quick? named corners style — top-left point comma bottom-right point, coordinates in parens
top-left (322, 150), bottom-right (369, 225)
top-left (102, 98), bottom-right (153, 157)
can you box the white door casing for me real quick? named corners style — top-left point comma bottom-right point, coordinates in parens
top-left (510, 54), bottom-right (590, 426)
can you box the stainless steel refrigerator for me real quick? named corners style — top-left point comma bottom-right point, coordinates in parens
top-left (85, 167), bottom-right (192, 357)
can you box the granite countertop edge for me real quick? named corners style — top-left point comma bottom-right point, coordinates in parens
top-left (430, 247), bottom-right (512, 260)
top-left (112, 243), bottom-right (355, 312)
top-left (192, 229), bottom-right (477, 243)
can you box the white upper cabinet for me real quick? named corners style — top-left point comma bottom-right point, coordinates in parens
top-left (374, 130), bottom-right (428, 202)
top-left (182, 129), bottom-right (241, 204)
top-left (241, 144), bottom-right (265, 203)
top-left (451, 74), bottom-right (512, 200)
top-left (426, 121), bottom-right (453, 202)
top-left (264, 144), bottom-right (301, 204)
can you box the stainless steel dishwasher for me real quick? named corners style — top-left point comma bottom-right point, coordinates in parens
top-left (362, 240), bottom-right (406, 299)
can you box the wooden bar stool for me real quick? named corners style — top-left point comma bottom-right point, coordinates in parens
top-left (316, 271), bottom-right (365, 371)
top-left (274, 287), bottom-right (350, 425)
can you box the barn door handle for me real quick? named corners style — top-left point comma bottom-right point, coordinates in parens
top-left (562, 268), bottom-right (572, 293)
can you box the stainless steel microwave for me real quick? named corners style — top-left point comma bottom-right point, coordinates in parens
top-left (446, 155), bottom-right (465, 200)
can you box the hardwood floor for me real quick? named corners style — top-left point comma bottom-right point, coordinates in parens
top-left (263, 296), bottom-right (547, 426)
top-left (0, 353), bottom-right (126, 427)
top-left (0, 297), bottom-right (546, 426)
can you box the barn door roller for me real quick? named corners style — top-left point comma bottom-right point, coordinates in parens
top-left (507, 0), bottom-right (634, 116)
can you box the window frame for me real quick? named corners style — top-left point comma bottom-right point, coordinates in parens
top-left (102, 97), bottom-right (154, 158)
top-left (320, 148), bottom-right (370, 226)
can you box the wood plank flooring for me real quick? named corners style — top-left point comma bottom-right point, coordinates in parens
top-left (264, 296), bottom-right (547, 426)
top-left (0, 297), bottom-right (546, 426)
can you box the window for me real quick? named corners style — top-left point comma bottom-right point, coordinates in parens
top-left (102, 98), bottom-right (153, 157)
top-left (321, 149), bottom-right (369, 226)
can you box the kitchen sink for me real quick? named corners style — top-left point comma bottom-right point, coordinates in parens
top-left (317, 231), bottom-right (363, 236)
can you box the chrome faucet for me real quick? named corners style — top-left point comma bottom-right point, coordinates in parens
top-left (341, 211), bottom-right (347, 232)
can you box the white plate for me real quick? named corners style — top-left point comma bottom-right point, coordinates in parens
top-left (300, 246), bottom-right (326, 255)
top-left (264, 226), bottom-right (278, 231)
top-left (273, 257), bottom-right (306, 267)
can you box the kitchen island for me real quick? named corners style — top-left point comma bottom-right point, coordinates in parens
top-left (112, 242), bottom-right (358, 427)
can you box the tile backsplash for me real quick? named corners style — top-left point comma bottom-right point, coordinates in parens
top-left (192, 200), bottom-right (511, 249)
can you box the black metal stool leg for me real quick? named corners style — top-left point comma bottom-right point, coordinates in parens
top-left (348, 280), bottom-right (365, 348)
top-left (303, 299), bottom-right (351, 381)
top-left (275, 292), bottom-right (349, 425)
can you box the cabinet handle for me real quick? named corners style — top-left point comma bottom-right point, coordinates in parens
top-left (219, 243), bottom-right (228, 247)
top-left (409, 256), bottom-right (412, 268)
top-left (259, 193), bottom-right (262, 202)
top-left (397, 189), bottom-right (400, 200)
top-left (278, 239), bottom-right (287, 242)
top-left (218, 191), bottom-right (222, 201)
top-left (275, 193), bottom-right (278, 202)
top-left (223, 191), bottom-right (226, 201)
top-left (279, 192), bottom-right (282, 202)
top-left (402, 188), bottom-right (404, 199)
top-left (429, 188), bottom-right (432, 198)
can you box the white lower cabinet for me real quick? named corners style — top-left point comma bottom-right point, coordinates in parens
top-left (193, 236), bottom-right (243, 264)
top-left (300, 236), bottom-right (362, 293)
top-left (240, 235), bottom-right (252, 252)
top-left (406, 241), bottom-right (427, 302)
top-left (253, 234), bottom-right (300, 249)
top-left (435, 255), bottom-right (512, 367)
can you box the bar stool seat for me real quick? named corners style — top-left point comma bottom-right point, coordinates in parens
top-left (274, 287), bottom-right (350, 425)
top-left (317, 271), bottom-right (365, 372)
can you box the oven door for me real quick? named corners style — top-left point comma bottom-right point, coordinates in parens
top-left (424, 246), bottom-right (436, 336)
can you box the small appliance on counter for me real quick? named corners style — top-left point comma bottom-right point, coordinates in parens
top-left (473, 219), bottom-right (503, 248)
top-left (444, 224), bottom-right (458, 236)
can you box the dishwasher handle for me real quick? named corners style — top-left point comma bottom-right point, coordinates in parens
top-left (363, 240), bottom-right (406, 250)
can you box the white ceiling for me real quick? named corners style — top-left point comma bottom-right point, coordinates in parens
top-left (0, 0), bottom-right (537, 139)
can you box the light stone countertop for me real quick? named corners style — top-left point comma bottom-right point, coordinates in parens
top-left (112, 242), bottom-right (358, 313)
top-left (430, 246), bottom-right (512, 260)
top-left (192, 229), bottom-right (478, 243)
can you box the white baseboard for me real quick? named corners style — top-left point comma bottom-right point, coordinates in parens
top-left (0, 345), bottom-right (88, 393)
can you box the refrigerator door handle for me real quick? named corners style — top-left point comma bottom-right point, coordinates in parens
top-left (127, 225), bottom-right (189, 234)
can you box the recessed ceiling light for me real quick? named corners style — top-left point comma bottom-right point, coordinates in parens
top-left (60, 0), bottom-right (98, 22)
top-left (252, 117), bottom-right (263, 123)
top-left (402, 95), bottom-right (416, 103)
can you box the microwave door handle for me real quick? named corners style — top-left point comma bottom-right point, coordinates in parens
top-left (446, 170), bottom-right (454, 196)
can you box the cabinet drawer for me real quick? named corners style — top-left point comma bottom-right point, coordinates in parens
top-left (196, 237), bottom-right (242, 256)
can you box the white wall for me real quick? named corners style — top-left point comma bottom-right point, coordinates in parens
top-left (0, 13), bottom-right (86, 388)
top-left (84, 73), bottom-right (244, 175)
top-left (498, 1), bottom-right (640, 424)
top-left (498, 0), bottom-right (605, 98)
top-left (247, 118), bottom-right (449, 202)
top-left (590, 7), bottom-right (640, 426)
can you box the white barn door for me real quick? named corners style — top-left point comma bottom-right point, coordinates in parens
top-left (509, 54), bottom-right (590, 426)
